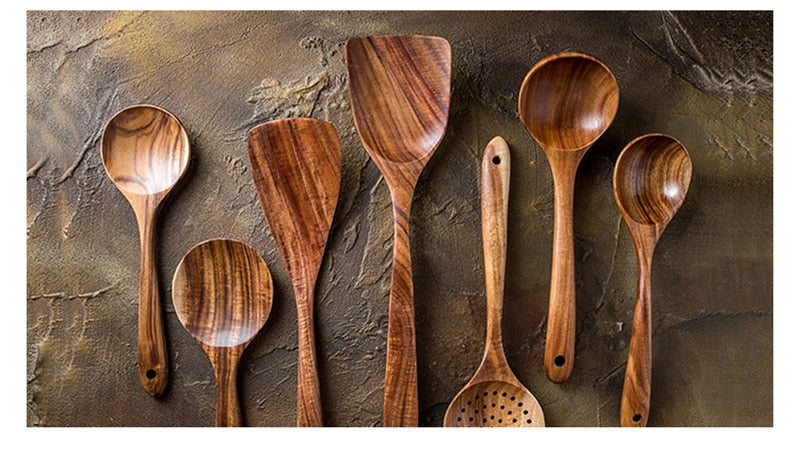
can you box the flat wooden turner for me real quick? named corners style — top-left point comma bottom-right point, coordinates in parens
top-left (247, 117), bottom-right (341, 427)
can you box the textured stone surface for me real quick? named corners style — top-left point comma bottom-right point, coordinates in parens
top-left (26, 10), bottom-right (772, 427)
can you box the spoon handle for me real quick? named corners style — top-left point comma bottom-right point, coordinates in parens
top-left (211, 347), bottom-right (244, 427)
top-left (480, 137), bottom-right (512, 373)
top-left (383, 187), bottom-right (419, 427)
top-left (544, 165), bottom-right (578, 383)
top-left (620, 245), bottom-right (654, 427)
top-left (135, 201), bottom-right (169, 397)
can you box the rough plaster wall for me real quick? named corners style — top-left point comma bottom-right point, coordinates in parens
top-left (27, 11), bottom-right (772, 427)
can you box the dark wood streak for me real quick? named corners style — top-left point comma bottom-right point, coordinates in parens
top-left (346, 35), bottom-right (451, 427)
top-left (100, 104), bottom-right (190, 397)
top-left (518, 52), bottom-right (619, 383)
top-left (247, 118), bottom-right (341, 427)
top-left (443, 137), bottom-right (545, 428)
top-left (172, 239), bottom-right (273, 427)
top-left (613, 134), bottom-right (691, 427)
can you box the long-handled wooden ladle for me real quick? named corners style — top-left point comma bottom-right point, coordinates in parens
top-left (518, 52), bottom-right (619, 383)
top-left (101, 104), bottom-right (190, 397)
top-left (613, 134), bottom-right (691, 427)
top-left (247, 118), bottom-right (341, 427)
top-left (443, 137), bottom-right (545, 428)
top-left (346, 34), bottom-right (451, 427)
top-left (172, 239), bottom-right (273, 427)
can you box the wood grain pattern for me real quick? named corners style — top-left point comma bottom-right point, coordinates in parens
top-left (346, 34), bottom-right (451, 427)
top-left (100, 104), bottom-right (190, 397)
top-left (443, 137), bottom-right (545, 428)
top-left (518, 52), bottom-right (619, 383)
top-left (613, 134), bottom-right (691, 427)
top-left (172, 239), bottom-right (273, 427)
top-left (247, 118), bottom-right (341, 427)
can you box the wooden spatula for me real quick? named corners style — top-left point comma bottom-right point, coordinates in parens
top-left (346, 34), bottom-right (452, 427)
top-left (247, 117), bottom-right (341, 427)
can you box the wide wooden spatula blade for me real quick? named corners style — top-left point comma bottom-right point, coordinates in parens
top-left (247, 117), bottom-right (341, 426)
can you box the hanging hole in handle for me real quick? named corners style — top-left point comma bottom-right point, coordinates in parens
top-left (554, 355), bottom-right (566, 367)
top-left (146, 369), bottom-right (157, 379)
top-left (492, 156), bottom-right (501, 165)
top-left (633, 414), bottom-right (642, 423)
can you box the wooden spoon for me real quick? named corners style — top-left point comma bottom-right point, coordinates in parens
top-left (444, 137), bottom-right (545, 428)
top-left (247, 117), bottom-right (341, 427)
top-left (100, 104), bottom-right (190, 397)
top-left (613, 134), bottom-right (691, 427)
top-left (346, 34), bottom-right (451, 427)
top-left (172, 239), bottom-right (273, 427)
top-left (518, 52), bottom-right (619, 383)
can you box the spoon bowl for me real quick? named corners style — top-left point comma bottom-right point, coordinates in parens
top-left (102, 105), bottom-right (190, 196)
top-left (614, 134), bottom-right (692, 226)
top-left (613, 133), bottom-right (692, 427)
top-left (518, 52), bottom-right (618, 383)
top-left (519, 52), bottom-right (618, 151)
top-left (100, 104), bottom-right (190, 397)
top-left (172, 239), bottom-right (273, 426)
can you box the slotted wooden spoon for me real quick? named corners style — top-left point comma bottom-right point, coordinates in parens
top-left (444, 137), bottom-right (545, 428)
top-left (247, 117), bottom-right (341, 427)
top-left (172, 239), bottom-right (273, 427)
top-left (346, 34), bottom-right (451, 427)
top-left (518, 52), bottom-right (619, 383)
top-left (613, 134), bottom-right (691, 427)
top-left (100, 104), bottom-right (190, 397)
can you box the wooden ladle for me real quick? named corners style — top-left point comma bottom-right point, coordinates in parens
top-left (518, 52), bottom-right (619, 383)
top-left (101, 104), bottom-right (190, 397)
top-left (613, 134), bottom-right (691, 427)
top-left (444, 137), bottom-right (545, 428)
top-left (346, 34), bottom-right (451, 427)
top-left (172, 239), bottom-right (273, 427)
top-left (247, 118), bottom-right (341, 427)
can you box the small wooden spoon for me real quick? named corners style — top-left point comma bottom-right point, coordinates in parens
top-left (247, 117), bottom-right (341, 427)
top-left (346, 34), bottom-right (451, 427)
top-left (444, 137), bottom-right (545, 428)
top-left (172, 239), bottom-right (273, 427)
top-left (518, 52), bottom-right (619, 383)
top-left (101, 104), bottom-right (190, 397)
top-left (613, 134), bottom-right (692, 427)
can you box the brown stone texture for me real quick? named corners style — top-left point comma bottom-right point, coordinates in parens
top-left (26, 11), bottom-right (772, 427)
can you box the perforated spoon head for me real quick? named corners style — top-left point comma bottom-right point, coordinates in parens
top-left (518, 51), bottom-right (618, 155)
top-left (444, 381), bottom-right (545, 427)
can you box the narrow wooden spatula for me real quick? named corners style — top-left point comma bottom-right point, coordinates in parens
top-left (247, 117), bottom-right (341, 427)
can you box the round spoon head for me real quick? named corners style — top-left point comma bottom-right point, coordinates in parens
top-left (444, 381), bottom-right (545, 427)
top-left (345, 34), bottom-right (451, 167)
top-left (172, 239), bottom-right (273, 349)
top-left (101, 104), bottom-right (190, 196)
top-left (518, 51), bottom-right (619, 153)
top-left (614, 134), bottom-right (692, 227)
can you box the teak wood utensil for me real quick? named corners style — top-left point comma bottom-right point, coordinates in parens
top-left (247, 117), bottom-right (341, 427)
top-left (613, 134), bottom-right (691, 427)
top-left (346, 34), bottom-right (451, 427)
top-left (100, 104), bottom-right (190, 397)
top-left (172, 239), bottom-right (273, 427)
top-left (518, 51), bottom-right (619, 383)
top-left (443, 137), bottom-right (545, 428)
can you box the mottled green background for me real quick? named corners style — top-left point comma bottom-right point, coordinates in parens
top-left (27, 10), bottom-right (772, 427)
